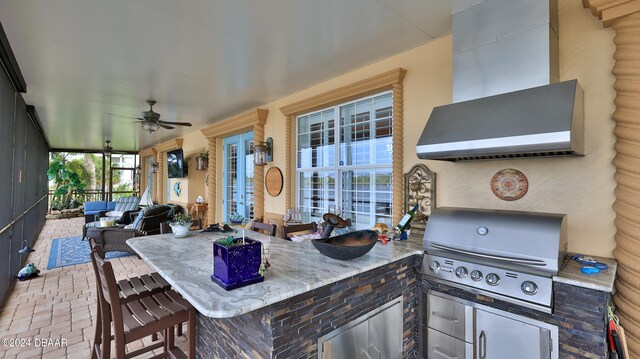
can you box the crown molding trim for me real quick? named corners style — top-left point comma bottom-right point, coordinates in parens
top-left (201, 108), bottom-right (268, 139)
top-left (280, 68), bottom-right (406, 116)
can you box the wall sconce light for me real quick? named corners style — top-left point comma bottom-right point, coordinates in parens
top-left (152, 162), bottom-right (159, 173)
top-left (254, 137), bottom-right (273, 166)
top-left (195, 153), bottom-right (208, 170)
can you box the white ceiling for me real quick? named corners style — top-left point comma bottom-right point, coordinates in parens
top-left (0, 0), bottom-right (482, 152)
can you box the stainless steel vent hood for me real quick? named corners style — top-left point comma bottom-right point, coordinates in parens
top-left (416, 0), bottom-right (585, 161)
top-left (416, 80), bottom-right (584, 161)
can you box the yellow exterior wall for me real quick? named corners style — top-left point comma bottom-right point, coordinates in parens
top-left (167, 130), bottom-right (208, 208)
top-left (168, 1), bottom-right (617, 256)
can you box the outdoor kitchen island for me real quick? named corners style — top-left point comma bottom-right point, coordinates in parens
top-left (127, 230), bottom-right (424, 358)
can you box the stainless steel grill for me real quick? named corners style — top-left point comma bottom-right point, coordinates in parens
top-left (421, 207), bottom-right (568, 312)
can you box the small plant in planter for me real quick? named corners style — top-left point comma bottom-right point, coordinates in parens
top-left (229, 212), bottom-right (244, 224)
top-left (169, 213), bottom-right (193, 237)
top-left (212, 235), bottom-right (265, 290)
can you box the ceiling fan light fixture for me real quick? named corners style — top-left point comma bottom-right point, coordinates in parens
top-left (142, 122), bottom-right (160, 133)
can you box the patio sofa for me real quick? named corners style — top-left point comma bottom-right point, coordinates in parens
top-left (85, 204), bottom-right (173, 255)
top-left (96, 196), bottom-right (140, 225)
top-left (84, 201), bottom-right (116, 223)
top-left (82, 196), bottom-right (141, 237)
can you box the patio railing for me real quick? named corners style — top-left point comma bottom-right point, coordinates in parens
top-left (48, 189), bottom-right (138, 208)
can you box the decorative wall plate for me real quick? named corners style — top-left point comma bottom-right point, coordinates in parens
top-left (173, 181), bottom-right (181, 197)
top-left (265, 167), bottom-right (283, 197)
top-left (490, 168), bottom-right (528, 201)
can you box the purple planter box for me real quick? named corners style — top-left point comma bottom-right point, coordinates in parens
top-left (212, 238), bottom-right (264, 290)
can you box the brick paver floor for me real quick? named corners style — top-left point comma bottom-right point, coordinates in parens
top-left (0, 217), bottom-right (189, 359)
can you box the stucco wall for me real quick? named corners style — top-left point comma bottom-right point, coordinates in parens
top-left (168, 130), bottom-right (208, 208)
top-left (167, 1), bottom-right (617, 256)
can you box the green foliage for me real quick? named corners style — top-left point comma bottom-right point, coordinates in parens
top-left (84, 153), bottom-right (121, 188)
top-left (48, 152), bottom-right (88, 209)
top-left (216, 236), bottom-right (241, 247)
top-left (67, 158), bottom-right (92, 186)
top-left (112, 183), bottom-right (134, 199)
top-left (170, 213), bottom-right (192, 226)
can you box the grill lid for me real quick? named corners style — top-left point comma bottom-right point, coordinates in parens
top-left (423, 207), bottom-right (567, 275)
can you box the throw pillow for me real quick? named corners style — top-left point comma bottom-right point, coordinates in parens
top-left (104, 210), bottom-right (124, 218)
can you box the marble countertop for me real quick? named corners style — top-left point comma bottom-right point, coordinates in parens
top-left (553, 254), bottom-right (617, 293)
top-left (127, 231), bottom-right (423, 318)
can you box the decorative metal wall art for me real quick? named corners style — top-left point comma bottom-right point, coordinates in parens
top-left (404, 164), bottom-right (436, 223)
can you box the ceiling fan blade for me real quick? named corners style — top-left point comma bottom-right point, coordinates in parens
top-left (158, 120), bottom-right (192, 127)
top-left (158, 124), bottom-right (176, 129)
top-left (105, 112), bottom-right (138, 120)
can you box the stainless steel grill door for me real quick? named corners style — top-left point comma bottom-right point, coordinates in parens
top-left (475, 309), bottom-right (551, 359)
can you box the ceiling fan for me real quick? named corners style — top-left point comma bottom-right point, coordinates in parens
top-left (138, 100), bottom-right (192, 133)
top-left (108, 100), bottom-right (193, 133)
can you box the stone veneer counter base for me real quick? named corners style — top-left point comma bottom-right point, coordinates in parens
top-left (196, 256), bottom-right (420, 358)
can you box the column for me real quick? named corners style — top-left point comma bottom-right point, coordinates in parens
top-left (152, 156), bottom-right (159, 204)
top-left (609, 12), bottom-right (640, 356)
top-left (207, 138), bottom-right (216, 224)
top-left (253, 124), bottom-right (265, 219)
top-left (392, 83), bottom-right (404, 226)
top-left (139, 158), bottom-right (146, 196)
top-left (156, 152), bottom-right (164, 204)
top-left (285, 115), bottom-right (293, 209)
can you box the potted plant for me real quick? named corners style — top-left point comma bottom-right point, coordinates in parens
top-left (229, 212), bottom-right (244, 224)
top-left (212, 235), bottom-right (264, 290)
top-left (169, 213), bottom-right (193, 237)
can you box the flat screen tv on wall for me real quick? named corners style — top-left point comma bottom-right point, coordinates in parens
top-left (167, 149), bottom-right (186, 178)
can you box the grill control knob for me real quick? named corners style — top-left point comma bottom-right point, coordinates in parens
top-left (470, 270), bottom-right (483, 281)
top-left (486, 273), bottom-right (500, 286)
top-left (521, 281), bottom-right (538, 295)
top-left (429, 261), bottom-right (440, 272)
top-left (455, 266), bottom-right (468, 278)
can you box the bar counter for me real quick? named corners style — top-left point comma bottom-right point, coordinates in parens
top-left (127, 230), bottom-right (422, 318)
top-left (128, 230), bottom-right (423, 358)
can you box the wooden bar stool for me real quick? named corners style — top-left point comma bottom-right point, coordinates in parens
top-left (89, 244), bottom-right (195, 358)
top-left (281, 222), bottom-right (318, 240)
top-left (251, 221), bottom-right (278, 237)
top-left (89, 237), bottom-right (185, 359)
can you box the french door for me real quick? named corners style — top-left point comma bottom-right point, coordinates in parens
top-left (223, 131), bottom-right (254, 222)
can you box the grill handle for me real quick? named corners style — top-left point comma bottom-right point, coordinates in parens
top-left (429, 243), bottom-right (547, 266)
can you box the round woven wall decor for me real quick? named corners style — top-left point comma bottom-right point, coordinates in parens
top-left (490, 168), bottom-right (528, 201)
